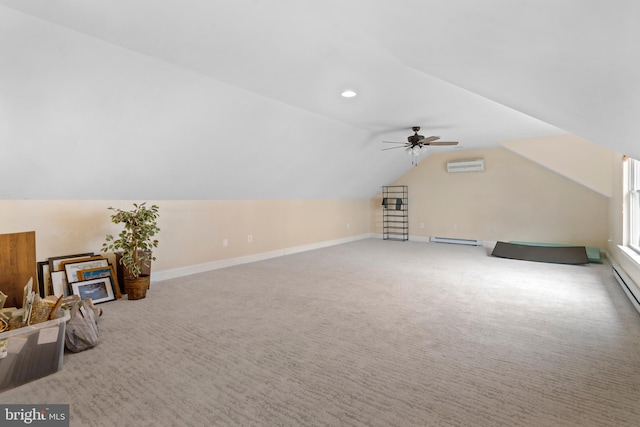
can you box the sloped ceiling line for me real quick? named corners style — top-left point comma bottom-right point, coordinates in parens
top-left (0, 1), bottom-right (635, 200)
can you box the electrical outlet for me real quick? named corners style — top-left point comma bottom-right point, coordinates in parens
top-left (491, 225), bottom-right (496, 233)
top-left (223, 239), bottom-right (228, 247)
top-left (453, 224), bottom-right (457, 231)
top-left (346, 223), bottom-right (350, 229)
top-left (419, 223), bottom-right (424, 229)
top-left (247, 235), bottom-right (253, 243)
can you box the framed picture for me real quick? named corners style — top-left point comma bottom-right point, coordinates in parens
top-left (51, 271), bottom-right (69, 297)
top-left (48, 252), bottom-right (94, 272)
top-left (37, 261), bottom-right (51, 297)
top-left (76, 265), bottom-right (122, 299)
top-left (61, 257), bottom-right (109, 284)
top-left (71, 278), bottom-right (115, 304)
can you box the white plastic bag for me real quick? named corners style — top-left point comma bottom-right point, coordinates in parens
top-left (64, 299), bottom-right (100, 353)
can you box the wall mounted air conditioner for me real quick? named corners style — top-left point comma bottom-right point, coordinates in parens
top-left (446, 159), bottom-right (485, 173)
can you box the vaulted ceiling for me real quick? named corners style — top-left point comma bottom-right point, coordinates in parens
top-left (1, 1), bottom-right (637, 199)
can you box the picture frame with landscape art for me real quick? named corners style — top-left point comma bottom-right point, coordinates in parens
top-left (61, 256), bottom-right (109, 285)
top-left (76, 265), bottom-right (121, 299)
top-left (71, 277), bottom-right (115, 304)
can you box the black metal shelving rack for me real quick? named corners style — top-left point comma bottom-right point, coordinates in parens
top-left (382, 185), bottom-right (408, 241)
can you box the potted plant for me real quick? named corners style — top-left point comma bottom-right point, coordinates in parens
top-left (102, 203), bottom-right (160, 300)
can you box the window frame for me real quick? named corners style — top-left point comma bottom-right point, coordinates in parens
top-left (628, 157), bottom-right (640, 254)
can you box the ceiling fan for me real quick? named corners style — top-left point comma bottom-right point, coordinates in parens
top-left (382, 126), bottom-right (458, 165)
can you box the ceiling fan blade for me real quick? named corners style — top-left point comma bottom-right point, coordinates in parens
top-left (418, 136), bottom-right (440, 143)
top-left (381, 146), bottom-right (408, 151)
top-left (381, 141), bottom-right (405, 144)
top-left (428, 141), bottom-right (458, 146)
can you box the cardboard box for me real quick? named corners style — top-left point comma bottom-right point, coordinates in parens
top-left (0, 311), bottom-right (70, 392)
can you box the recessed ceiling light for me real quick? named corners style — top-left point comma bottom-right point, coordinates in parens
top-left (341, 89), bottom-right (357, 98)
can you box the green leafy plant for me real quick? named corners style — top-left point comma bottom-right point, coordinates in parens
top-left (102, 203), bottom-right (160, 279)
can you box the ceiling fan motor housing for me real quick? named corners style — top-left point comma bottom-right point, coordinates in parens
top-left (408, 133), bottom-right (425, 144)
top-left (407, 126), bottom-right (425, 144)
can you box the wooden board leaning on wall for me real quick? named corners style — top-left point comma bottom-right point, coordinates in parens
top-left (0, 231), bottom-right (37, 309)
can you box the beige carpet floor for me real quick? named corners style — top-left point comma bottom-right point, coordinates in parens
top-left (3, 239), bottom-right (640, 426)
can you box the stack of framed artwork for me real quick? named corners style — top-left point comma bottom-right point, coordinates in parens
top-left (36, 253), bottom-right (121, 304)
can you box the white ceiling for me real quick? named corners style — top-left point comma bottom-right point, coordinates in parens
top-left (1, 0), bottom-right (637, 199)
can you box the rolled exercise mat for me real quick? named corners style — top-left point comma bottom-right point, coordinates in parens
top-left (491, 241), bottom-right (589, 265)
top-left (509, 241), bottom-right (602, 263)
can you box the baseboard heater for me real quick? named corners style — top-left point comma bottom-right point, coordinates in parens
top-left (430, 236), bottom-right (483, 246)
top-left (611, 263), bottom-right (640, 315)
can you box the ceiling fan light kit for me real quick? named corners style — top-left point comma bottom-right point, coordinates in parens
top-left (406, 146), bottom-right (426, 155)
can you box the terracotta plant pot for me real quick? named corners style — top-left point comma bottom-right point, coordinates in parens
top-left (124, 275), bottom-right (150, 300)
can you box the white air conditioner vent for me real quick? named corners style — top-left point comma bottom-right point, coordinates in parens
top-left (447, 159), bottom-right (484, 173)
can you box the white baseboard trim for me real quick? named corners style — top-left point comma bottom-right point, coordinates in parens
top-left (151, 233), bottom-right (372, 283)
top-left (373, 234), bottom-right (428, 242)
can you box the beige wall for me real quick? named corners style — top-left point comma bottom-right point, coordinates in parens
top-left (501, 134), bottom-right (613, 197)
top-left (608, 153), bottom-right (626, 251)
top-left (373, 147), bottom-right (610, 249)
top-left (0, 199), bottom-right (371, 276)
top-left (1, 143), bottom-right (631, 287)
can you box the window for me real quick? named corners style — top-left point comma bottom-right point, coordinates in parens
top-left (629, 157), bottom-right (640, 252)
